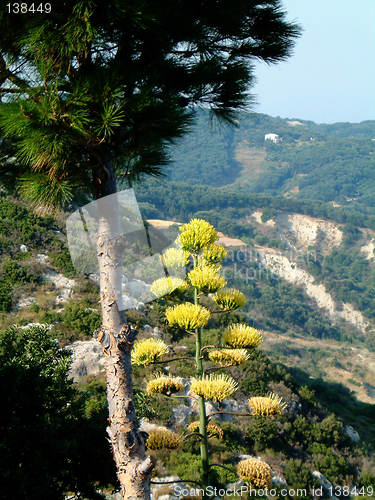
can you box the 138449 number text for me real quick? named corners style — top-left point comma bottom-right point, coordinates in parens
top-left (6, 3), bottom-right (51, 13)
top-left (328, 486), bottom-right (373, 497)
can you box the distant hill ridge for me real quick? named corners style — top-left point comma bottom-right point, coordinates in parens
top-left (167, 110), bottom-right (375, 215)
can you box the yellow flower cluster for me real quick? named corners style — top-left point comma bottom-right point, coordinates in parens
top-left (248, 393), bottom-right (287, 417)
top-left (161, 247), bottom-right (189, 270)
top-left (146, 374), bottom-right (184, 396)
top-left (213, 288), bottom-right (247, 310)
top-left (165, 303), bottom-right (211, 331)
top-left (224, 324), bottom-right (263, 349)
top-left (150, 276), bottom-right (188, 298)
top-left (131, 338), bottom-right (169, 366)
top-left (146, 428), bottom-right (183, 450)
top-left (188, 421), bottom-right (224, 439)
top-left (188, 262), bottom-right (227, 293)
top-left (190, 373), bottom-right (238, 402)
top-left (203, 243), bottom-right (228, 264)
top-left (179, 219), bottom-right (218, 253)
top-left (237, 458), bottom-right (272, 488)
top-left (208, 348), bottom-right (250, 367)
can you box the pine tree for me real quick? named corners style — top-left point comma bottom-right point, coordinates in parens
top-left (0, 2), bottom-right (301, 498)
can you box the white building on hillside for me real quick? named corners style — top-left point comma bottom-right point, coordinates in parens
top-left (265, 133), bottom-right (281, 143)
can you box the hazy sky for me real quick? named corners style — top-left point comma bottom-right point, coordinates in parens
top-left (251, 0), bottom-right (375, 124)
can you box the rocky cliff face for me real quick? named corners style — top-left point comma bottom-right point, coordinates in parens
top-left (249, 211), bottom-right (373, 335)
top-left (251, 211), bottom-right (343, 254)
top-left (257, 249), bottom-right (369, 333)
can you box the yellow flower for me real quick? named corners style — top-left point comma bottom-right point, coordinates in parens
top-left (190, 373), bottom-right (238, 402)
top-left (213, 288), bottom-right (247, 310)
top-left (188, 262), bottom-right (227, 293)
top-left (179, 219), bottom-right (218, 253)
top-left (237, 458), bottom-right (272, 488)
top-left (131, 338), bottom-right (169, 366)
top-left (224, 324), bottom-right (263, 349)
top-left (165, 303), bottom-right (211, 331)
top-left (248, 393), bottom-right (287, 416)
top-left (208, 348), bottom-right (250, 366)
top-left (150, 276), bottom-right (189, 298)
top-left (203, 243), bottom-right (228, 264)
top-left (147, 428), bottom-right (183, 450)
top-left (161, 247), bottom-right (190, 270)
top-left (146, 374), bottom-right (184, 396)
top-left (188, 421), bottom-right (224, 439)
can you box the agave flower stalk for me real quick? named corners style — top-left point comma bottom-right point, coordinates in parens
top-left (147, 219), bottom-right (279, 492)
top-left (194, 266), bottom-right (210, 489)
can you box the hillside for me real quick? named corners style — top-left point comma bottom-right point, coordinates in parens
top-left (3, 111), bottom-right (375, 495)
top-left (167, 111), bottom-right (375, 215)
top-left (1, 193), bottom-right (375, 497)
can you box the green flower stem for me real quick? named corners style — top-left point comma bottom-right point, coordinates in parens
top-left (198, 394), bottom-right (210, 489)
top-left (208, 463), bottom-right (237, 474)
top-left (194, 275), bottom-right (210, 490)
top-left (200, 345), bottom-right (217, 353)
top-left (150, 357), bottom-right (195, 365)
top-left (183, 432), bottom-right (205, 441)
top-left (209, 309), bottom-right (235, 314)
top-left (207, 410), bottom-right (253, 421)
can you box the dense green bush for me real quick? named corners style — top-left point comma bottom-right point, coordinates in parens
top-left (245, 415), bottom-right (281, 451)
top-left (0, 325), bottom-right (117, 500)
top-left (284, 415), bottom-right (313, 448)
top-left (313, 414), bottom-right (348, 448)
top-left (312, 448), bottom-right (349, 484)
top-left (261, 208), bottom-right (276, 223)
top-left (1, 257), bottom-right (38, 283)
top-left (254, 233), bottom-right (269, 246)
top-left (0, 257), bottom-right (39, 312)
top-left (61, 302), bottom-right (102, 336)
top-left (162, 451), bottom-right (202, 482)
top-left (49, 247), bottom-right (75, 277)
top-left (0, 278), bottom-right (13, 312)
top-left (284, 459), bottom-right (317, 497)
top-left (0, 198), bottom-right (52, 252)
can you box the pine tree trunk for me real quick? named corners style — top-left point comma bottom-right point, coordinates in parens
top-left (92, 161), bottom-right (153, 500)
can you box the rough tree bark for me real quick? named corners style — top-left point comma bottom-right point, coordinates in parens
top-left (92, 161), bottom-right (153, 500)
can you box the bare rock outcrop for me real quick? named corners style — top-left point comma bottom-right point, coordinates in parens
top-left (257, 249), bottom-right (369, 333)
top-left (68, 339), bottom-right (105, 382)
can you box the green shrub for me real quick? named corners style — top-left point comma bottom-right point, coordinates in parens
top-left (164, 451), bottom-right (202, 481)
top-left (1, 257), bottom-right (38, 284)
top-left (242, 378), bottom-right (268, 396)
top-left (312, 415), bottom-right (349, 449)
top-left (0, 325), bottom-right (117, 499)
top-left (220, 421), bottom-right (244, 452)
top-left (261, 208), bottom-right (276, 223)
top-left (61, 303), bottom-right (101, 336)
top-left (284, 459), bottom-right (317, 496)
top-left (298, 386), bottom-right (317, 408)
top-left (43, 310), bottom-right (62, 324)
top-left (268, 238), bottom-right (286, 250)
top-left (284, 415), bottom-right (313, 448)
top-left (0, 279), bottom-right (13, 312)
top-left (245, 415), bottom-right (280, 451)
top-left (211, 463), bottom-right (238, 485)
top-left (254, 234), bottom-right (269, 246)
top-left (29, 301), bottom-right (41, 313)
top-left (359, 470), bottom-right (375, 489)
top-left (313, 448), bottom-right (349, 484)
top-left (49, 248), bottom-right (75, 277)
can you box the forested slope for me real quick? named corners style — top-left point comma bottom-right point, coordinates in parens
top-left (167, 111), bottom-right (375, 214)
